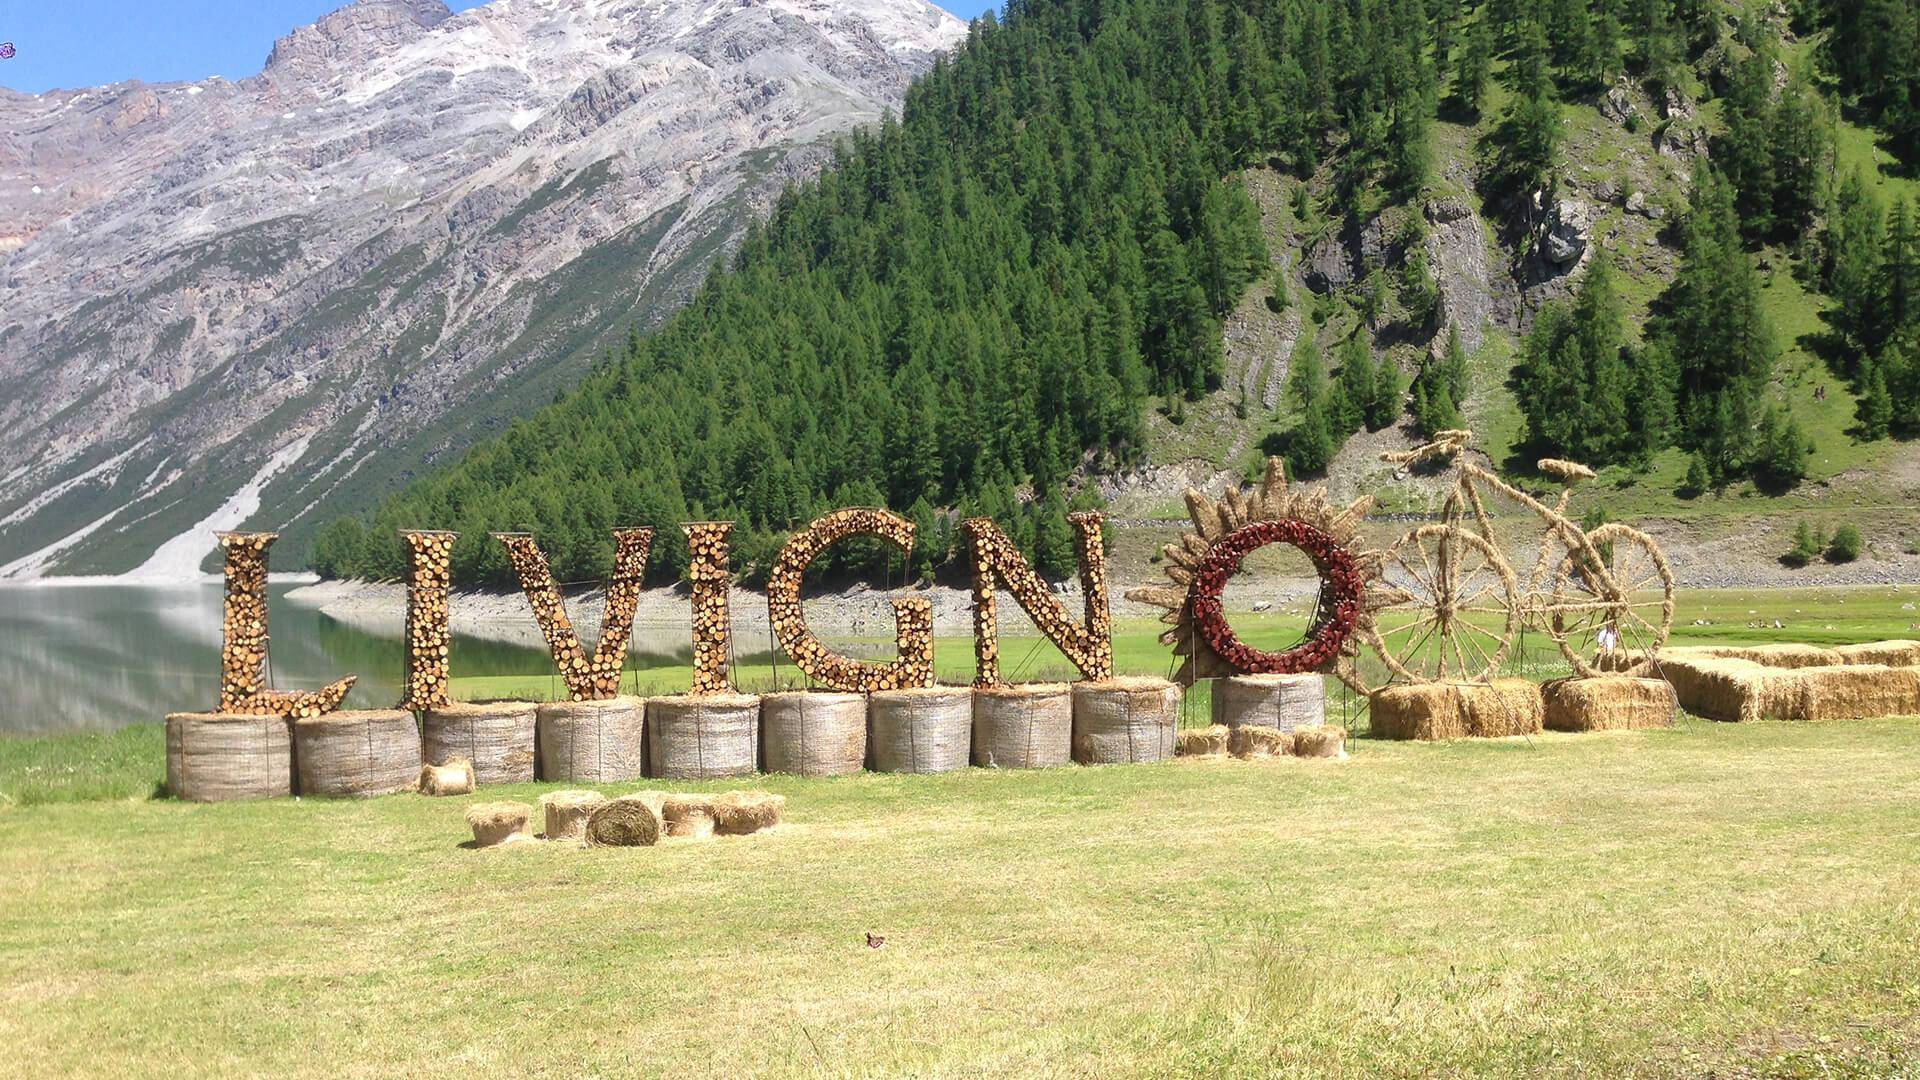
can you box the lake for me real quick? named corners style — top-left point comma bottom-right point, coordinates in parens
top-left (0, 582), bottom-right (788, 735)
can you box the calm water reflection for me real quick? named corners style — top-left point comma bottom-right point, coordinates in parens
top-left (0, 583), bottom-right (812, 735)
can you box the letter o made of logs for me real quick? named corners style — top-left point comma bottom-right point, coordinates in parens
top-left (1187, 518), bottom-right (1362, 675)
top-left (767, 508), bottom-right (934, 693)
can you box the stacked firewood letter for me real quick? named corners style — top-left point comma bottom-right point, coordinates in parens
top-left (962, 511), bottom-right (1114, 688)
top-left (684, 522), bottom-right (735, 695)
top-left (399, 530), bottom-right (457, 710)
top-left (217, 532), bottom-right (355, 718)
top-left (767, 508), bottom-right (934, 693)
top-left (495, 527), bottom-right (653, 701)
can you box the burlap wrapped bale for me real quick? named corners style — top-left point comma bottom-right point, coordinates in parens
top-left (423, 700), bottom-right (537, 785)
top-left (1368, 680), bottom-right (1544, 740)
top-left (970, 683), bottom-right (1072, 769)
top-left (647, 694), bottom-right (760, 779)
top-left (869, 686), bottom-right (972, 774)
top-left (1175, 724), bottom-right (1231, 756)
top-left (1071, 677), bottom-right (1179, 764)
top-left (293, 709), bottom-right (421, 797)
top-left (536, 696), bottom-right (646, 783)
top-left (466, 802), bottom-right (533, 847)
top-left (1833, 640), bottom-right (1920, 668)
top-left (165, 712), bottom-right (293, 802)
top-left (1542, 677), bottom-right (1678, 732)
top-left (1210, 673), bottom-right (1327, 732)
top-left (760, 691), bottom-right (866, 776)
top-left (1228, 724), bottom-right (1292, 758)
top-left (540, 790), bottom-right (607, 842)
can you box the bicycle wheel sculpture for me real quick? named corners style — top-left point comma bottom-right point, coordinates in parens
top-left (1548, 522), bottom-right (1676, 677)
top-left (1125, 458), bottom-right (1380, 686)
top-left (1361, 524), bottom-right (1522, 687)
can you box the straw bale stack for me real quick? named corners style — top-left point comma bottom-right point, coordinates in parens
top-left (970, 683), bottom-right (1073, 769)
top-left (1794, 665), bottom-right (1920, 721)
top-left (1833, 640), bottom-right (1920, 668)
top-left (647, 694), bottom-right (760, 779)
top-left (423, 700), bottom-right (538, 785)
top-left (293, 709), bottom-right (421, 797)
top-left (869, 687), bottom-right (972, 774)
top-left (760, 691), bottom-right (867, 776)
top-left (165, 712), bottom-right (294, 802)
top-left (537, 697), bottom-right (646, 782)
top-left (1071, 677), bottom-right (1180, 764)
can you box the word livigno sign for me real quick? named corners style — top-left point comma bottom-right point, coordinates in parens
top-left (209, 460), bottom-right (1374, 716)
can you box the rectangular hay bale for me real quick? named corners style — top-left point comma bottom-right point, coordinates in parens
top-left (1542, 677), bottom-right (1677, 732)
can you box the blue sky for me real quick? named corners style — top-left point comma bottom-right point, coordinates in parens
top-left (0, 2), bottom-right (999, 94)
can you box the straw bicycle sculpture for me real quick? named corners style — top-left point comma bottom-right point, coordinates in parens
top-left (1355, 429), bottom-right (1675, 688)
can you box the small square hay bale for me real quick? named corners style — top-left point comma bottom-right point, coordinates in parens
top-left (1369, 680), bottom-right (1543, 740)
top-left (585, 794), bottom-right (662, 847)
top-left (466, 801), bottom-right (533, 847)
top-left (1291, 725), bottom-right (1347, 758)
top-left (1459, 679), bottom-right (1545, 737)
top-left (1833, 640), bottom-right (1920, 668)
top-left (419, 758), bottom-right (475, 797)
top-left (1228, 724), bottom-right (1292, 759)
top-left (540, 790), bottom-right (607, 842)
top-left (1793, 665), bottom-right (1920, 722)
top-left (1542, 677), bottom-right (1677, 732)
top-left (661, 794), bottom-right (717, 840)
top-left (711, 791), bottom-right (786, 835)
top-left (1176, 724), bottom-right (1231, 757)
top-left (1368, 683), bottom-right (1468, 741)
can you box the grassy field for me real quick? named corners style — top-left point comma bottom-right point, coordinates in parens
top-left (5, 586), bottom-right (1920, 1075)
top-left (3, 717), bottom-right (1920, 1076)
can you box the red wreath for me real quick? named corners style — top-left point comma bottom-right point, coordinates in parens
top-left (1188, 518), bottom-right (1363, 674)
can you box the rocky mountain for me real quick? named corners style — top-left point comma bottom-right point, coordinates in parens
top-left (0, 0), bottom-right (965, 579)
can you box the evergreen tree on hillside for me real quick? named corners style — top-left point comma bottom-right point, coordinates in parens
top-left (1514, 254), bottom-right (1636, 465)
top-left (1412, 324), bottom-right (1470, 436)
top-left (1650, 169), bottom-right (1779, 485)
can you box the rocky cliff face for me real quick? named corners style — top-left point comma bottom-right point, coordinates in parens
top-left (0, 0), bottom-right (965, 578)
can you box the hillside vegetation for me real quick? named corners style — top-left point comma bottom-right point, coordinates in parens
top-left (312, 0), bottom-right (1920, 587)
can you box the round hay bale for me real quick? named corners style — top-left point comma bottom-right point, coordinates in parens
top-left (466, 801), bottom-right (533, 847)
top-left (1175, 724), bottom-right (1231, 757)
top-left (971, 683), bottom-right (1072, 769)
top-left (585, 794), bottom-right (662, 847)
top-left (423, 700), bottom-right (537, 786)
top-left (868, 686), bottom-right (972, 774)
top-left (711, 790), bottom-right (786, 835)
top-left (646, 694), bottom-right (760, 779)
top-left (661, 794), bottom-right (717, 839)
top-left (419, 759), bottom-right (474, 796)
top-left (1228, 724), bottom-right (1293, 759)
top-left (536, 696), bottom-right (646, 782)
top-left (1071, 677), bottom-right (1179, 765)
top-left (1292, 725), bottom-right (1347, 758)
top-left (540, 790), bottom-right (608, 842)
top-left (165, 712), bottom-right (293, 802)
top-left (1210, 674), bottom-right (1327, 732)
top-left (760, 691), bottom-right (866, 776)
top-left (293, 709), bottom-right (420, 798)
